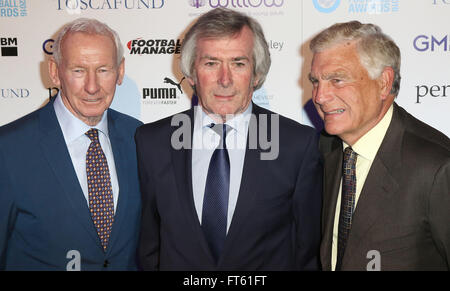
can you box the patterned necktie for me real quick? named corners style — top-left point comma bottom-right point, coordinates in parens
top-left (202, 123), bottom-right (231, 262)
top-left (336, 146), bottom-right (357, 270)
top-left (85, 128), bottom-right (114, 252)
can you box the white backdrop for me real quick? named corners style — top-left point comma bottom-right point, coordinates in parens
top-left (1, 0), bottom-right (449, 137)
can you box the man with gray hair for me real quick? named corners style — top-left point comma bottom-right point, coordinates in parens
top-left (309, 21), bottom-right (450, 270)
top-left (136, 8), bottom-right (322, 270)
top-left (0, 18), bottom-right (142, 270)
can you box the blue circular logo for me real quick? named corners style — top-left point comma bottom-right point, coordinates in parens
top-left (43, 39), bottom-right (54, 55)
top-left (313, 0), bottom-right (341, 13)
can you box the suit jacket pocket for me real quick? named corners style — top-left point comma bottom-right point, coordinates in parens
top-left (371, 225), bottom-right (420, 254)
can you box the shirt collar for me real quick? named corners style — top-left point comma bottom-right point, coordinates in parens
top-left (343, 104), bottom-right (393, 161)
top-left (53, 93), bottom-right (109, 143)
top-left (198, 102), bottom-right (253, 135)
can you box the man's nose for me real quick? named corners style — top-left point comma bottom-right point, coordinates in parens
top-left (218, 64), bottom-right (232, 88)
top-left (313, 82), bottom-right (333, 105)
top-left (85, 71), bottom-right (100, 95)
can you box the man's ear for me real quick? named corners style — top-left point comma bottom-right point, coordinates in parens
top-left (116, 58), bottom-right (125, 85)
top-left (253, 74), bottom-right (260, 89)
top-left (378, 66), bottom-right (394, 100)
top-left (48, 58), bottom-right (61, 87)
top-left (187, 76), bottom-right (195, 89)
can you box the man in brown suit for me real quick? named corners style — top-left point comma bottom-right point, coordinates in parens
top-left (308, 21), bottom-right (450, 271)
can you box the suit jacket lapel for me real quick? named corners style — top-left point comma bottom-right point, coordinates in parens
top-left (170, 108), bottom-right (216, 261)
top-left (320, 144), bottom-right (343, 271)
top-left (219, 104), bottom-right (265, 265)
top-left (38, 101), bottom-right (101, 248)
top-left (104, 111), bottom-right (130, 254)
top-left (220, 140), bottom-right (260, 264)
top-left (341, 104), bottom-right (403, 269)
top-left (342, 158), bottom-right (399, 266)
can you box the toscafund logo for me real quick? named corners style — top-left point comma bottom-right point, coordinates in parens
top-left (1, 88), bottom-right (30, 98)
top-left (127, 38), bottom-right (182, 55)
top-left (189, 0), bottom-right (284, 8)
top-left (313, 0), bottom-right (341, 13)
top-left (56, 0), bottom-right (164, 12)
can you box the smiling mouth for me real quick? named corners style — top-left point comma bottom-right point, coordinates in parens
top-left (324, 109), bottom-right (345, 115)
top-left (84, 98), bottom-right (102, 102)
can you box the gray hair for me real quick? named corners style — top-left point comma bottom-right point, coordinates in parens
top-left (52, 18), bottom-right (123, 67)
top-left (310, 21), bottom-right (401, 96)
top-left (180, 8), bottom-right (271, 90)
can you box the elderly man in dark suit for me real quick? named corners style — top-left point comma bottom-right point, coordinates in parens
top-left (136, 8), bottom-right (322, 271)
top-left (309, 21), bottom-right (450, 271)
top-left (0, 18), bottom-right (142, 270)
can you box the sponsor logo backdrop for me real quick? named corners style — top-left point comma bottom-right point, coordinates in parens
top-left (0, 0), bottom-right (448, 137)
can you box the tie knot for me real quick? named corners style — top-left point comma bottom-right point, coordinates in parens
top-left (85, 128), bottom-right (99, 142)
top-left (210, 123), bottom-right (231, 148)
top-left (343, 147), bottom-right (357, 168)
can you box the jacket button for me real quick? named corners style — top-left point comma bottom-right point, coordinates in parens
top-left (103, 260), bottom-right (109, 268)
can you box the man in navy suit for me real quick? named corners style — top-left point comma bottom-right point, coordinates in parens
top-left (0, 18), bottom-right (142, 270)
top-left (136, 8), bottom-right (322, 270)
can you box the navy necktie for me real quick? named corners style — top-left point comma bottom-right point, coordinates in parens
top-left (336, 147), bottom-right (357, 270)
top-left (202, 123), bottom-right (230, 262)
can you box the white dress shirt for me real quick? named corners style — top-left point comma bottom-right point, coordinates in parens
top-left (53, 94), bottom-right (119, 213)
top-left (192, 104), bottom-right (252, 232)
top-left (331, 104), bottom-right (394, 270)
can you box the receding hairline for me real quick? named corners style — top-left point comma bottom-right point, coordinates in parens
top-left (52, 18), bottom-right (124, 67)
top-left (57, 30), bottom-right (121, 66)
top-left (309, 21), bottom-right (401, 96)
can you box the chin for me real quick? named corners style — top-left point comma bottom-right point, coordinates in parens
top-left (81, 109), bottom-right (106, 119)
top-left (323, 124), bottom-right (342, 136)
top-left (210, 106), bottom-right (234, 116)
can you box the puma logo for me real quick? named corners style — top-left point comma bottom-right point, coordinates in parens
top-left (164, 77), bottom-right (185, 94)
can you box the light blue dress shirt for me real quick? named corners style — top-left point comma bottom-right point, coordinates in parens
top-left (192, 104), bottom-right (252, 232)
top-left (53, 94), bottom-right (119, 213)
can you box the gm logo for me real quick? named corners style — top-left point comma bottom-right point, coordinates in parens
top-left (414, 35), bottom-right (450, 52)
top-left (313, 0), bottom-right (340, 13)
